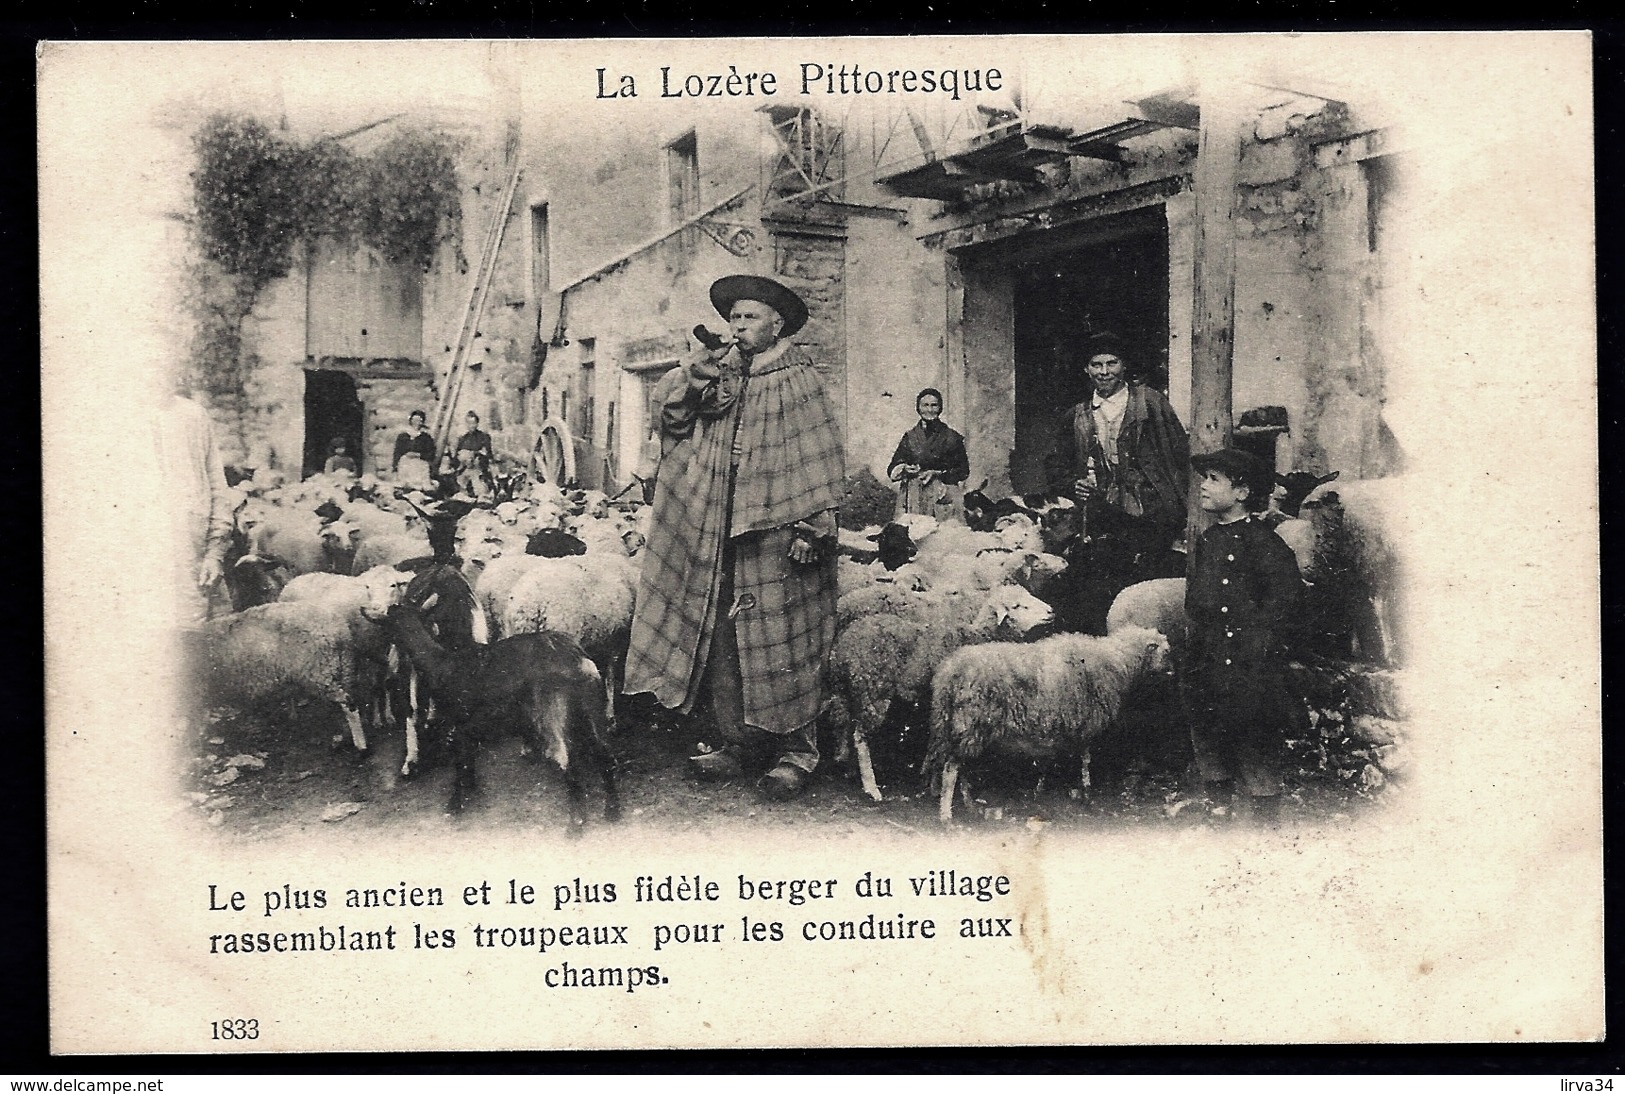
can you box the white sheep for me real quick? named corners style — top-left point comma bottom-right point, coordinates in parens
top-left (1302, 477), bottom-right (1407, 662)
top-left (835, 562), bottom-right (933, 631)
top-left (200, 591), bottom-right (402, 756)
top-left (277, 565), bottom-right (415, 742)
top-left (925, 625), bottom-right (1172, 823)
top-left (911, 546), bottom-right (1065, 597)
top-left (459, 525), bottom-right (529, 578)
top-left (247, 467), bottom-right (287, 494)
top-left (566, 513), bottom-right (639, 557)
top-left (472, 553), bottom-right (560, 635)
top-left (279, 565), bottom-right (413, 613)
top-left (319, 519), bottom-right (361, 574)
top-left (1106, 578), bottom-right (1190, 662)
top-left (911, 523), bottom-right (1005, 564)
top-left (575, 489), bottom-right (611, 519)
top-left (528, 480), bottom-right (567, 509)
top-left (501, 551), bottom-right (638, 719)
top-left (828, 582), bottom-right (1055, 802)
top-left (502, 556), bottom-right (636, 660)
top-left (991, 511), bottom-right (1046, 554)
top-left (352, 529), bottom-right (432, 573)
top-left (241, 505), bottom-right (353, 576)
top-left (341, 499), bottom-right (415, 545)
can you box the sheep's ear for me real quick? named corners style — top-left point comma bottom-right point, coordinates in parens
top-left (1319, 471), bottom-right (1341, 486)
top-left (420, 592), bottom-right (440, 612)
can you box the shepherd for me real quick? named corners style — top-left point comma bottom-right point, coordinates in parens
top-left (624, 275), bottom-right (844, 800)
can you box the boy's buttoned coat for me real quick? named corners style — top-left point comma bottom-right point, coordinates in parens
top-left (1184, 514), bottom-right (1304, 791)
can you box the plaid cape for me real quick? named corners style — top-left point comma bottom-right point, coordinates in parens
top-left (624, 343), bottom-right (844, 734)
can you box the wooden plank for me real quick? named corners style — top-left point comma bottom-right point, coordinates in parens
top-left (1066, 119), bottom-right (1159, 150)
top-left (1186, 84), bottom-right (1246, 553)
top-left (1065, 142), bottom-right (1128, 164)
top-left (1313, 126), bottom-right (1404, 169)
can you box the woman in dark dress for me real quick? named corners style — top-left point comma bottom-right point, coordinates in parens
top-left (887, 388), bottom-right (970, 522)
top-left (392, 408), bottom-right (436, 481)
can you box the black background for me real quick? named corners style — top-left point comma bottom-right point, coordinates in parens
top-left (4, 5), bottom-right (1620, 1077)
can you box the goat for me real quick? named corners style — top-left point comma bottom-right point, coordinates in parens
top-left (370, 600), bottom-right (621, 830)
top-left (1275, 469), bottom-right (1340, 520)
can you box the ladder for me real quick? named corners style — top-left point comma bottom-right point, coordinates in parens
top-left (433, 143), bottom-right (523, 449)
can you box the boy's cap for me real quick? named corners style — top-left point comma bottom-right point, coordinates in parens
top-left (1192, 448), bottom-right (1273, 505)
top-left (1082, 330), bottom-right (1131, 362)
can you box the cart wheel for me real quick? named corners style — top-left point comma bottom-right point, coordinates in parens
top-left (532, 418), bottom-right (575, 486)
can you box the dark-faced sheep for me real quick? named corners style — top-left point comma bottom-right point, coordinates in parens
top-left (961, 480), bottom-right (994, 531)
top-left (1275, 470), bottom-right (1339, 519)
top-left (925, 625), bottom-right (1172, 823)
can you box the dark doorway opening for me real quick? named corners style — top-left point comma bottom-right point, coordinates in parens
top-left (303, 369), bottom-right (365, 479)
top-left (1008, 204), bottom-right (1169, 493)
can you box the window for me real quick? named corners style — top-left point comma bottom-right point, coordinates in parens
top-left (306, 239), bottom-right (423, 363)
top-left (530, 202), bottom-right (551, 301)
top-left (665, 131), bottom-right (700, 227)
top-left (666, 131), bottom-right (700, 264)
top-left (638, 363), bottom-right (678, 448)
top-left (577, 339), bottom-right (597, 442)
top-left (604, 400), bottom-right (619, 486)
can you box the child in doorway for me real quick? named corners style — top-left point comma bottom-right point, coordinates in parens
top-left (1184, 448), bottom-right (1304, 825)
top-left (324, 437), bottom-right (358, 476)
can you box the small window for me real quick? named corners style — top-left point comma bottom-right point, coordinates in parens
top-left (577, 339), bottom-right (597, 441)
top-left (665, 131), bottom-right (700, 227)
top-left (530, 202), bottom-right (551, 301)
top-left (666, 131), bottom-right (700, 264)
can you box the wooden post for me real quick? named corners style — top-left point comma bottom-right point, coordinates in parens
top-left (1186, 85), bottom-right (1247, 561)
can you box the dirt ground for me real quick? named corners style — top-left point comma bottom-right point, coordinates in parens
top-left (179, 681), bottom-right (1398, 841)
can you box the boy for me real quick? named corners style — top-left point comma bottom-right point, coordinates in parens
top-left (1185, 448), bottom-right (1304, 825)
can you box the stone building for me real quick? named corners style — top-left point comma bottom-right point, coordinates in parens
top-left (197, 51), bottom-right (1409, 507)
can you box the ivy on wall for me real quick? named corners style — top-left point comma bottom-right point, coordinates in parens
top-left (192, 113), bottom-right (464, 281)
top-left (185, 113), bottom-right (465, 411)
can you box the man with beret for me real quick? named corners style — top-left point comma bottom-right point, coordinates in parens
top-left (1185, 447), bottom-right (1304, 825)
top-left (625, 274), bottom-right (844, 800)
top-left (1044, 331), bottom-right (1190, 632)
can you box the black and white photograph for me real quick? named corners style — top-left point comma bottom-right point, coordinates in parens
top-left (40, 33), bottom-right (1600, 1052)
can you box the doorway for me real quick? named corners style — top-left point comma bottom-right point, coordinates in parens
top-left (1007, 205), bottom-right (1169, 492)
top-left (303, 369), bottom-right (365, 478)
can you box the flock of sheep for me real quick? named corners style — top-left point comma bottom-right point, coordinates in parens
top-left (192, 462), bottom-right (1401, 830)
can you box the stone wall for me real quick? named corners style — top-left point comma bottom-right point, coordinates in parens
top-left (1285, 659), bottom-right (1410, 795)
top-left (938, 97), bottom-right (1396, 492)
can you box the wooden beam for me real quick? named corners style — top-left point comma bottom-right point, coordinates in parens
top-left (1187, 85), bottom-right (1247, 553)
top-left (1066, 142), bottom-right (1128, 164)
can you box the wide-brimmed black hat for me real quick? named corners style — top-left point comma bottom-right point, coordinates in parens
top-left (1192, 447), bottom-right (1274, 510)
top-left (709, 275), bottom-right (809, 337)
